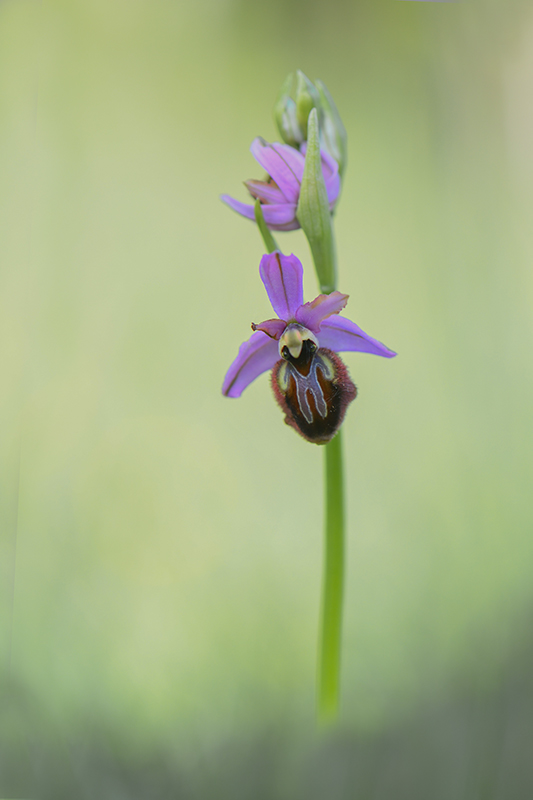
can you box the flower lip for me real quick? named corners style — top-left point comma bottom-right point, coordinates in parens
top-left (272, 347), bottom-right (357, 444)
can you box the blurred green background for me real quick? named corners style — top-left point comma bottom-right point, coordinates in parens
top-left (1, 0), bottom-right (533, 797)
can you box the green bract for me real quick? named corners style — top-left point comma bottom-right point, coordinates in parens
top-left (296, 109), bottom-right (337, 294)
top-left (316, 80), bottom-right (347, 180)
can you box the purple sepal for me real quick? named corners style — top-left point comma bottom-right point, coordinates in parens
top-left (220, 194), bottom-right (256, 222)
top-left (259, 252), bottom-right (304, 320)
top-left (250, 139), bottom-right (305, 203)
top-left (318, 316), bottom-right (397, 358)
top-left (220, 195), bottom-right (299, 231)
top-left (222, 331), bottom-right (280, 398)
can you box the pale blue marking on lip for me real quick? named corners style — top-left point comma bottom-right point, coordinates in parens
top-left (288, 354), bottom-right (332, 424)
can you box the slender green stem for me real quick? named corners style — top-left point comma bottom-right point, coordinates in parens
top-left (318, 430), bottom-right (345, 722)
top-left (292, 104), bottom-right (346, 721)
top-left (254, 199), bottom-right (279, 254)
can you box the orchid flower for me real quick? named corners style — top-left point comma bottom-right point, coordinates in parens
top-left (222, 252), bottom-right (396, 444)
top-left (220, 138), bottom-right (340, 232)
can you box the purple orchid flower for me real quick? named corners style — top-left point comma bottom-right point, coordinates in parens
top-left (220, 138), bottom-right (341, 232)
top-left (222, 252), bottom-right (396, 444)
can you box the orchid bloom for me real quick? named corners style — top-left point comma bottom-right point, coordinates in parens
top-left (220, 138), bottom-right (340, 232)
top-left (222, 252), bottom-right (396, 444)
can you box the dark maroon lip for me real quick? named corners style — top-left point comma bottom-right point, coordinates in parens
top-left (271, 347), bottom-right (357, 445)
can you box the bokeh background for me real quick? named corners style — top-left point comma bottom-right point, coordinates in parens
top-left (1, 0), bottom-right (533, 797)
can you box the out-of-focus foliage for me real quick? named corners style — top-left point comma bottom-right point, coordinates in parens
top-left (1, 0), bottom-right (533, 796)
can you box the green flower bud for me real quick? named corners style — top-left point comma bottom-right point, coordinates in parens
top-left (315, 80), bottom-right (348, 180)
top-left (273, 72), bottom-right (304, 148)
top-left (295, 70), bottom-right (321, 141)
top-left (273, 72), bottom-right (347, 180)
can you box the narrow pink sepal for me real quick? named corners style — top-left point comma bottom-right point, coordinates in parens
top-left (220, 194), bottom-right (256, 221)
top-left (220, 194), bottom-right (298, 231)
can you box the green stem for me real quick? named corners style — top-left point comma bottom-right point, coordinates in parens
top-left (254, 199), bottom-right (279, 254)
top-left (318, 430), bottom-right (345, 723)
top-left (297, 105), bottom-right (346, 721)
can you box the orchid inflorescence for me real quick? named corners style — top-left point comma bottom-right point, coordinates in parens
top-left (221, 71), bottom-right (395, 445)
top-left (220, 70), bottom-right (396, 722)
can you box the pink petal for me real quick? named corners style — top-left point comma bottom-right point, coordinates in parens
top-left (251, 318), bottom-right (287, 339)
top-left (245, 180), bottom-right (286, 205)
top-left (250, 138), bottom-right (305, 204)
top-left (318, 315), bottom-right (397, 358)
top-left (259, 252), bottom-right (304, 320)
top-left (294, 291), bottom-right (349, 333)
top-left (222, 331), bottom-right (280, 398)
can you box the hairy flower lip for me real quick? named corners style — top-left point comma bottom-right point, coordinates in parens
top-left (221, 138), bottom-right (340, 232)
top-left (271, 347), bottom-right (357, 444)
top-left (222, 252), bottom-right (396, 399)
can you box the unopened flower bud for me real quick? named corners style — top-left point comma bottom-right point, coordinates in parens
top-left (295, 70), bottom-right (321, 141)
top-left (315, 80), bottom-right (347, 180)
top-left (273, 72), bottom-right (347, 179)
top-left (273, 73), bottom-right (304, 148)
